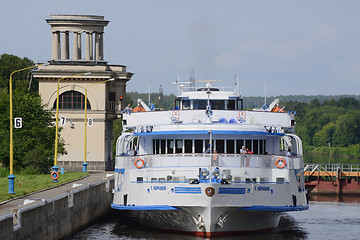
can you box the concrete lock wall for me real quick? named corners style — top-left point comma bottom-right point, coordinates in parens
top-left (0, 176), bottom-right (114, 240)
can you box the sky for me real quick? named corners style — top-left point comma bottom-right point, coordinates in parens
top-left (1, 0), bottom-right (360, 96)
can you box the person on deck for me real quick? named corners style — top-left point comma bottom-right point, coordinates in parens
top-left (240, 146), bottom-right (247, 155)
top-left (123, 104), bottom-right (132, 114)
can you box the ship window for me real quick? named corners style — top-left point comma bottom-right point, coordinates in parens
top-left (227, 100), bottom-right (235, 110)
top-left (245, 140), bottom-right (252, 152)
top-left (216, 140), bottom-right (225, 153)
top-left (259, 140), bottom-right (264, 154)
top-left (160, 139), bottom-right (166, 154)
top-left (237, 99), bottom-right (243, 110)
top-left (210, 100), bottom-right (225, 110)
top-left (155, 139), bottom-right (160, 154)
top-left (253, 140), bottom-right (259, 154)
top-left (193, 100), bottom-right (207, 109)
top-left (226, 140), bottom-right (235, 153)
top-left (264, 140), bottom-right (267, 154)
top-left (182, 100), bottom-right (190, 110)
top-left (236, 140), bottom-right (244, 153)
top-left (167, 139), bottom-right (174, 154)
top-left (205, 140), bottom-right (214, 153)
top-left (194, 140), bottom-right (203, 153)
top-left (185, 140), bottom-right (192, 153)
top-left (176, 139), bottom-right (183, 153)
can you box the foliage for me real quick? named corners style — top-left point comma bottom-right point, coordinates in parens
top-left (283, 97), bottom-right (360, 160)
top-left (0, 54), bottom-right (36, 91)
top-left (0, 54), bottom-right (66, 174)
top-left (112, 118), bottom-right (123, 159)
top-left (126, 92), bottom-right (177, 110)
top-left (0, 171), bottom-right (89, 202)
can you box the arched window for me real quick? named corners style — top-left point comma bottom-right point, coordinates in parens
top-left (53, 91), bottom-right (91, 110)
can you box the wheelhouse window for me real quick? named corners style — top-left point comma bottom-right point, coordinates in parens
top-left (193, 100), bottom-right (207, 109)
top-left (210, 100), bottom-right (225, 110)
top-left (54, 91), bottom-right (90, 110)
top-left (227, 100), bottom-right (235, 110)
top-left (182, 100), bottom-right (190, 110)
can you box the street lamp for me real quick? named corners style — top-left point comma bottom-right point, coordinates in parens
top-left (8, 63), bottom-right (48, 194)
top-left (52, 72), bottom-right (91, 182)
top-left (83, 78), bottom-right (115, 172)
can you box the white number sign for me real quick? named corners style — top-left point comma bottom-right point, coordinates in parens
top-left (14, 118), bottom-right (22, 128)
top-left (88, 118), bottom-right (94, 126)
top-left (60, 116), bottom-right (66, 125)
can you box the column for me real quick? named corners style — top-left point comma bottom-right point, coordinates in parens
top-left (78, 32), bottom-right (82, 59)
top-left (61, 31), bottom-right (69, 60)
top-left (95, 32), bottom-right (100, 60)
top-left (99, 33), bottom-right (104, 60)
top-left (85, 32), bottom-right (91, 60)
top-left (73, 32), bottom-right (79, 60)
top-left (52, 31), bottom-right (60, 60)
top-left (90, 32), bottom-right (93, 60)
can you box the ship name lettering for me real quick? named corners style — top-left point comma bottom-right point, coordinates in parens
top-left (151, 186), bottom-right (166, 190)
top-left (255, 186), bottom-right (270, 191)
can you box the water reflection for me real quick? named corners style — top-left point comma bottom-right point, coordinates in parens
top-left (303, 152), bottom-right (360, 164)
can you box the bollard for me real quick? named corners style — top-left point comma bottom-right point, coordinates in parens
top-left (82, 162), bottom-right (88, 172)
top-left (61, 167), bottom-right (64, 174)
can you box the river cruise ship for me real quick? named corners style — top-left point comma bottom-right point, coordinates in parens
top-left (111, 80), bottom-right (309, 237)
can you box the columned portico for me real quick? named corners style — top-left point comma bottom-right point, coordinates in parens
top-left (47, 15), bottom-right (108, 61)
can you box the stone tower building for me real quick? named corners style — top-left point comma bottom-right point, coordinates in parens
top-left (33, 15), bottom-right (133, 171)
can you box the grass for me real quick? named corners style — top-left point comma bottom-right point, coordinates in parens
top-left (0, 171), bottom-right (89, 202)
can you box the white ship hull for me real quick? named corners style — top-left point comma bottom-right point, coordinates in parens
top-left (138, 207), bottom-right (281, 237)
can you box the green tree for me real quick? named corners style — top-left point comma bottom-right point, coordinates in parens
top-left (332, 112), bottom-right (360, 147)
top-left (313, 122), bottom-right (336, 147)
top-left (0, 54), bottom-right (65, 173)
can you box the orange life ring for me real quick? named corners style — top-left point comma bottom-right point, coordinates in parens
top-left (51, 171), bottom-right (59, 180)
top-left (276, 158), bottom-right (286, 169)
top-left (205, 187), bottom-right (215, 197)
top-left (134, 158), bottom-right (145, 169)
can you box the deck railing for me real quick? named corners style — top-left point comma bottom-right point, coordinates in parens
top-left (116, 153), bottom-right (303, 171)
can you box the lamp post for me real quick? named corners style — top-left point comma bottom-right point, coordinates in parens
top-left (83, 78), bottom-right (115, 172)
top-left (52, 72), bottom-right (91, 182)
top-left (8, 63), bottom-right (47, 194)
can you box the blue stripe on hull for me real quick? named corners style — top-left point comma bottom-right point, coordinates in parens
top-left (239, 205), bottom-right (309, 212)
top-left (218, 187), bottom-right (246, 194)
top-left (111, 203), bottom-right (180, 211)
top-left (174, 187), bottom-right (202, 194)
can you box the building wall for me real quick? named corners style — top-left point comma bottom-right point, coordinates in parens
top-left (33, 15), bottom-right (133, 171)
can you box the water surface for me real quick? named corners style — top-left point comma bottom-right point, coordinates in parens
top-left (72, 196), bottom-right (360, 240)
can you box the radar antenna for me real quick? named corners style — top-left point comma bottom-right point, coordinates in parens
top-left (190, 68), bottom-right (195, 91)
